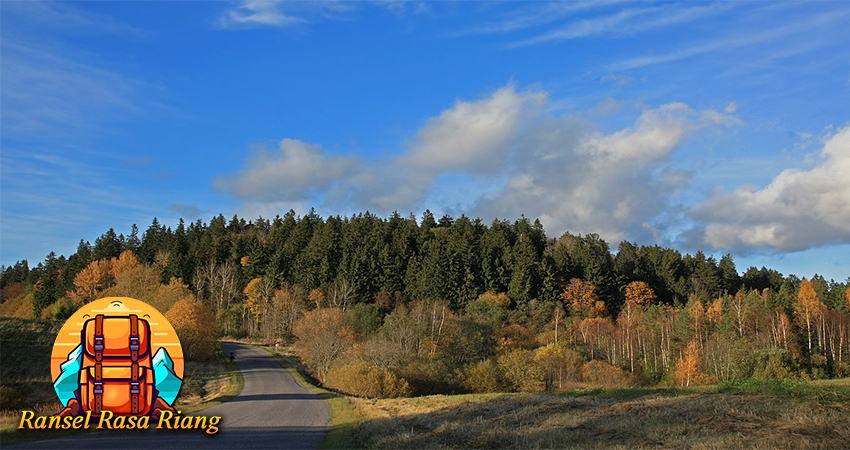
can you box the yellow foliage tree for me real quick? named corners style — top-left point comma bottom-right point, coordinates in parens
top-left (675, 341), bottom-right (703, 387)
top-left (165, 297), bottom-right (216, 361)
top-left (149, 277), bottom-right (193, 313)
top-left (110, 251), bottom-right (141, 280)
top-left (794, 278), bottom-right (825, 351)
top-left (69, 259), bottom-right (114, 305)
top-left (534, 344), bottom-right (584, 391)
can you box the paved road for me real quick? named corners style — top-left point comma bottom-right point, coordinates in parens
top-left (12, 342), bottom-right (332, 449)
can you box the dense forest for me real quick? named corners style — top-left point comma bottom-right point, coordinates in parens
top-left (2, 210), bottom-right (849, 396)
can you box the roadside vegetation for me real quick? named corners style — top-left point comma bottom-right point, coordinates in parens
top-left (2, 211), bottom-right (849, 447)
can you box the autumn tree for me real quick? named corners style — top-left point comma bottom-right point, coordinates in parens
top-left (148, 277), bottom-right (193, 313)
top-left (308, 288), bottom-right (326, 308)
top-left (620, 281), bottom-right (655, 371)
top-left (195, 260), bottom-right (238, 314)
top-left (110, 250), bottom-right (141, 280)
top-left (561, 279), bottom-right (605, 319)
top-left (675, 340), bottom-right (703, 387)
top-left (795, 278), bottom-right (825, 351)
top-left (69, 259), bottom-right (113, 305)
top-left (534, 344), bottom-right (583, 391)
top-left (273, 283), bottom-right (306, 337)
top-left (166, 297), bottom-right (216, 360)
top-left (293, 308), bottom-right (354, 381)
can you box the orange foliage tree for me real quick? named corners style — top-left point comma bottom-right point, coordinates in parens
top-left (561, 279), bottom-right (606, 319)
top-left (675, 340), bottom-right (703, 387)
top-left (165, 297), bottom-right (216, 360)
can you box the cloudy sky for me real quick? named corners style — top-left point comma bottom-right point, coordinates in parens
top-left (1, 1), bottom-right (848, 281)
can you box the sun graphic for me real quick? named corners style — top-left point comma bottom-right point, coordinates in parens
top-left (51, 297), bottom-right (184, 384)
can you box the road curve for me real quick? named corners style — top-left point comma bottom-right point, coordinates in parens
top-left (13, 342), bottom-right (332, 450)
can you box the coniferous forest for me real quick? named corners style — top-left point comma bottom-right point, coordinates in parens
top-left (2, 210), bottom-right (849, 397)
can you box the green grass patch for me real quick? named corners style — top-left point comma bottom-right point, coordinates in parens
top-left (257, 345), bottom-right (366, 449)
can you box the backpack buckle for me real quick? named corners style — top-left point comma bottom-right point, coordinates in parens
top-left (93, 381), bottom-right (103, 394)
top-left (130, 381), bottom-right (140, 394)
top-left (94, 337), bottom-right (104, 351)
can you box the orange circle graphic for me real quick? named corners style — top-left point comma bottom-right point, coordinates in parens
top-left (51, 297), bottom-right (184, 383)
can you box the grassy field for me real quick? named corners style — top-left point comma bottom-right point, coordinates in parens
top-left (0, 317), bottom-right (243, 445)
top-left (347, 379), bottom-right (850, 449)
top-left (259, 343), bottom-right (850, 449)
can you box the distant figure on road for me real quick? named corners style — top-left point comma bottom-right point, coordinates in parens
top-left (230, 351), bottom-right (235, 363)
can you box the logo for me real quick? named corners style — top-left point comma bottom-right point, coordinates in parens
top-left (19, 297), bottom-right (220, 434)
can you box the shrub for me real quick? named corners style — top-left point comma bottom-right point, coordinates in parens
top-left (581, 360), bottom-right (629, 387)
top-left (325, 360), bottom-right (411, 398)
top-left (463, 359), bottom-right (505, 393)
top-left (498, 349), bottom-right (542, 392)
top-left (750, 348), bottom-right (800, 380)
top-left (397, 358), bottom-right (460, 395)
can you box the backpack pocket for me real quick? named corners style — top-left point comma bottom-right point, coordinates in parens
top-left (82, 366), bottom-right (153, 415)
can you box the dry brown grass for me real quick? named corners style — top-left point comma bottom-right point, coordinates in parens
top-left (351, 389), bottom-right (850, 449)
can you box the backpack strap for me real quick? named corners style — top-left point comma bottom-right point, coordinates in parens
top-left (129, 315), bottom-right (140, 414)
top-left (93, 315), bottom-right (104, 414)
top-left (94, 314), bottom-right (104, 362)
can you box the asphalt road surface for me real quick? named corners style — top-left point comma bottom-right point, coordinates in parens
top-left (12, 342), bottom-right (332, 450)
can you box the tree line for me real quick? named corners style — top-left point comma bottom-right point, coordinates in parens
top-left (1, 210), bottom-right (848, 396)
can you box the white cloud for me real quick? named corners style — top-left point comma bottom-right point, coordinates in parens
top-left (610, 8), bottom-right (850, 70)
top-left (404, 85), bottom-right (546, 173)
top-left (213, 138), bottom-right (358, 202)
top-left (218, 0), bottom-right (306, 29)
top-left (693, 126), bottom-right (850, 251)
top-left (508, 7), bottom-right (657, 48)
top-left (472, 102), bottom-right (736, 242)
top-left (507, 3), bottom-right (733, 48)
top-left (217, 85), bottom-right (738, 245)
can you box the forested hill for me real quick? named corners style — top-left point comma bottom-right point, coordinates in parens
top-left (2, 210), bottom-right (847, 319)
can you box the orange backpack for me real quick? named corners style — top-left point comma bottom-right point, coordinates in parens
top-left (79, 314), bottom-right (154, 416)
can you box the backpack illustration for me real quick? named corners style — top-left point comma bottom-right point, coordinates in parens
top-left (52, 297), bottom-right (184, 421)
top-left (79, 314), bottom-right (154, 416)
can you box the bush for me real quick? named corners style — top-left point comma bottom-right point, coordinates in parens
top-left (325, 360), bottom-right (411, 398)
top-left (750, 348), bottom-right (800, 380)
top-left (581, 360), bottom-right (630, 387)
top-left (397, 358), bottom-right (460, 395)
top-left (498, 349), bottom-right (542, 392)
top-left (463, 359), bottom-right (505, 393)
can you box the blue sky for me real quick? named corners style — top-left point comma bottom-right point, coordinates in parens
top-left (1, 1), bottom-right (848, 281)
